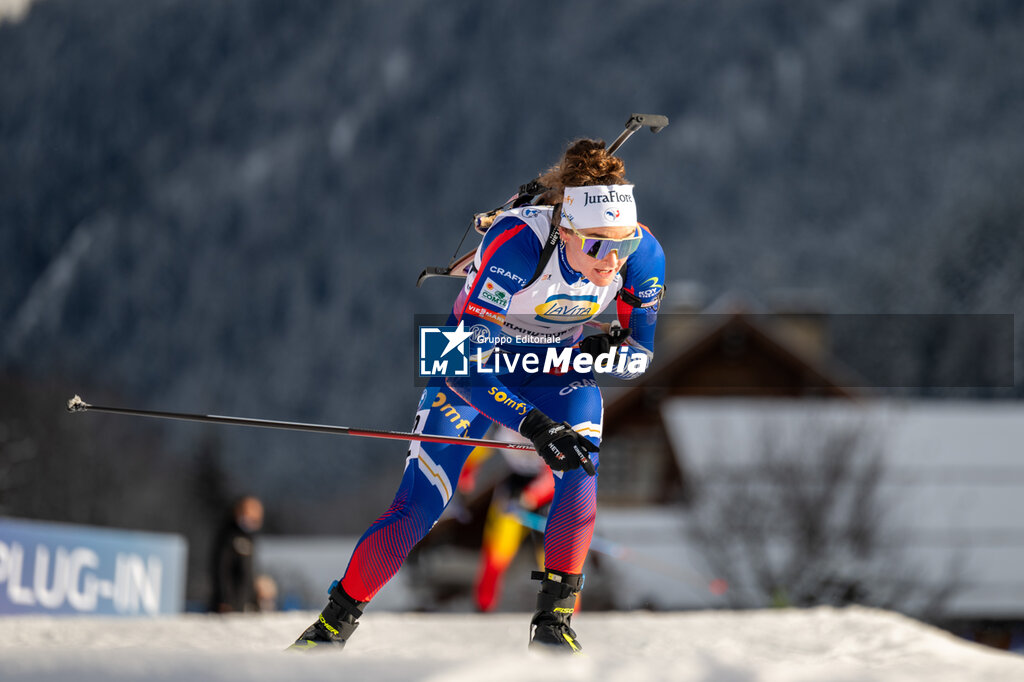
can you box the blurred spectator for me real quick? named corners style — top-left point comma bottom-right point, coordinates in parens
top-left (254, 573), bottom-right (279, 612)
top-left (210, 495), bottom-right (264, 613)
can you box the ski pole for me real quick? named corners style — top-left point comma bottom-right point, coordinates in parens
top-left (65, 395), bottom-right (535, 451)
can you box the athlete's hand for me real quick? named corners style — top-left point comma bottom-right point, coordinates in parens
top-left (519, 409), bottom-right (597, 476)
top-left (578, 326), bottom-right (630, 358)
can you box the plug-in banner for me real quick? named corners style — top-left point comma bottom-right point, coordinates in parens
top-left (0, 517), bottom-right (186, 615)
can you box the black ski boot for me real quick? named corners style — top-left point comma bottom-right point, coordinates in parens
top-left (528, 569), bottom-right (585, 654)
top-left (288, 581), bottom-right (366, 652)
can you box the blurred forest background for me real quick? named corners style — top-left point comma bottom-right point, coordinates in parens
top-left (1, 0), bottom-right (1023, 603)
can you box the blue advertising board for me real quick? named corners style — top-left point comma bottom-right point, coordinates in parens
top-left (0, 517), bottom-right (187, 615)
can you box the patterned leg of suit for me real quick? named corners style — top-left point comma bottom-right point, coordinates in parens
top-left (518, 375), bottom-right (603, 653)
top-left (340, 381), bottom-right (489, 602)
top-left (523, 378), bottom-right (603, 575)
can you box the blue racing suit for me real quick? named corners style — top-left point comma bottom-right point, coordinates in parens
top-left (340, 206), bottom-right (665, 601)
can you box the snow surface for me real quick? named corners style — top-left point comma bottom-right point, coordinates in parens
top-left (1, 607), bottom-right (1021, 682)
top-left (0, 0), bottom-right (34, 23)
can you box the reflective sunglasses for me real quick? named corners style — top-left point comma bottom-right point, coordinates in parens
top-left (564, 225), bottom-right (643, 260)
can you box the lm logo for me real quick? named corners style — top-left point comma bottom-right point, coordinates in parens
top-left (418, 321), bottom-right (473, 377)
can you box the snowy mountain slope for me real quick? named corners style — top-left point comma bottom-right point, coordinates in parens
top-left (1, 607), bottom-right (1021, 682)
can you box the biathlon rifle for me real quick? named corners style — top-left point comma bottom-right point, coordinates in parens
top-left (415, 113), bottom-right (669, 287)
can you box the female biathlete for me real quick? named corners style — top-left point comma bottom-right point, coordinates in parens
top-left (291, 139), bottom-right (665, 653)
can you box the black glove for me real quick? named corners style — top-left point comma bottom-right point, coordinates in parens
top-left (578, 327), bottom-right (630, 358)
top-left (519, 409), bottom-right (597, 476)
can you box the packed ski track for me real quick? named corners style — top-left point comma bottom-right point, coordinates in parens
top-left (1, 607), bottom-right (1021, 681)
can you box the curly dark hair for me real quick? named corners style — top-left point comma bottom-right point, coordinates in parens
top-left (537, 138), bottom-right (629, 202)
top-left (475, 138), bottom-right (630, 231)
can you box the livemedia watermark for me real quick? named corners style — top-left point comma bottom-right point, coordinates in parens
top-left (416, 319), bottom-right (647, 379)
top-left (412, 312), bottom-right (1015, 391)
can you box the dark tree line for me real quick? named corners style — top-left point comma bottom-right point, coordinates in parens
top-left (1, 0), bottom-right (1022, 532)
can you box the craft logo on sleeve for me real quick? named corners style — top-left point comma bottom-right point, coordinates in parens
top-left (418, 321), bottom-right (472, 377)
top-left (479, 278), bottom-right (511, 310)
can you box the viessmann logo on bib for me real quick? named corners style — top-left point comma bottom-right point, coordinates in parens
top-left (534, 294), bottom-right (601, 323)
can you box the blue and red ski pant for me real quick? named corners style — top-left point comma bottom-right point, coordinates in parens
top-left (339, 371), bottom-right (603, 602)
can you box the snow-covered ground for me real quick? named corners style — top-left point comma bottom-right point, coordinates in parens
top-left (0, 0), bottom-right (34, 23)
top-left (1, 607), bottom-right (1021, 681)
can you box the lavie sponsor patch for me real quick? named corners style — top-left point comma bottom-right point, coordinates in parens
top-left (534, 294), bottom-right (600, 323)
top-left (479, 278), bottom-right (511, 310)
top-left (465, 302), bottom-right (506, 325)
